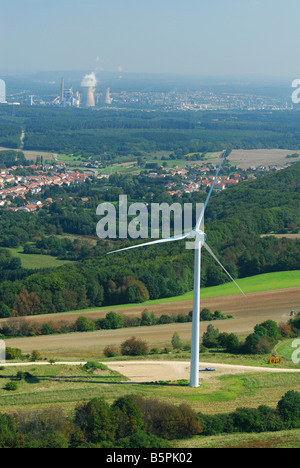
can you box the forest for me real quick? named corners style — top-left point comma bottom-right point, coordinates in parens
top-left (2, 106), bottom-right (300, 158)
top-left (0, 162), bottom-right (298, 318)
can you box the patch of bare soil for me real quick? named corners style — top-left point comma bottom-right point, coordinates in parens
top-left (105, 360), bottom-right (300, 383)
top-left (228, 149), bottom-right (300, 168)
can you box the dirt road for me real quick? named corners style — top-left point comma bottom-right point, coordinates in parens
top-left (1, 360), bottom-right (299, 383)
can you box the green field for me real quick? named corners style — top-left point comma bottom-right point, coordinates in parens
top-left (139, 270), bottom-right (300, 306)
top-left (166, 270), bottom-right (300, 302)
top-left (99, 150), bottom-right (223, 174)
top-left (276, 339), bottom-right (299, 360)
top-left (0, 363), bottom-right (298, 419)
top-left (172, 270), bottom-right (300, 300)
top-left (0, 362), bottom-right (298, 448)
top-left (125, 270), bottom-right (300, 307)
top-left (172, 429), bottom-right (300, 449)
top-left (8, 247), bottom-right (72, 270)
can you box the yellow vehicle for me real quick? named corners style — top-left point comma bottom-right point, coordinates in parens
top-left (268, 356), bottom-right (282, 365)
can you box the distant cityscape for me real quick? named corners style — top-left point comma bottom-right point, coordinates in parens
top-left (107, 89), bottom-right (292, 111)
top-left (0, 73), bottom-right (294, 111)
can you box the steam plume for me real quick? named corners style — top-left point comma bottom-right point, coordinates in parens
top-left (81, 72), bottom-right (97, 88)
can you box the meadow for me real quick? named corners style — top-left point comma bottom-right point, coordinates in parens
top-left (8, 247), bottom-right (72, 270)
top-left (141, 270), bottom-right (300, 303)
top-left (0, 362), bottom-right (298, 419)
top-left (276, 339), bottom-right (300, 360)
top-left (172, 429), bottom-right (300, 448)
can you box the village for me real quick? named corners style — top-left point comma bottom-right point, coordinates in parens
top-left (0, 155), bottom-right (294, 212)
top-left (165, 166), bottom-right (244, 197)
top-left (146, 162), bottom-right (293, 197)
top-left (0, 162), bottom-right (96, 212)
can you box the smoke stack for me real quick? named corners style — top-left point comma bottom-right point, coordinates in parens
top-left (61, 77), bottom-right (64, 102)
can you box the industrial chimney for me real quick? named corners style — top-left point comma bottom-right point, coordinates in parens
top-left (61, 77), bottom-right (64, 103)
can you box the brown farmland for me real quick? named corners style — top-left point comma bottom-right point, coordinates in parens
top-left (6, 287), bottom-right (299, 358)
top-left (0, 147), bottom-right (56, 161)
top-left (228, 149), bottom-right (300, 168)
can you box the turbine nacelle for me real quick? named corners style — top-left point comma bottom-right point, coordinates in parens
top-left (195, 230), bottom-right (206, 243)
top-left (185, 230), bottom-right (206, 249)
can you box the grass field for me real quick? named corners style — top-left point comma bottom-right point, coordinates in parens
top-left (8, 247), bottom-right (72, 270)
top-left (99, 150), bottom-right (222, 174)
top-left (96, 148), bottom-right (300, 174)
top-left (276, 339), bottom-right (299, 360)
top-left (0, 361), bottom-right (298, 448)
top-left (141, 270), bottom-right (300, 304)
top-left (0, 363), bottom-right (298, 419)
top-left (172, 429), bottom-right (300, 448)
top-left (228, 148), bottom-right (300, 169)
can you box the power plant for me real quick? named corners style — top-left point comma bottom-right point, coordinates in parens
top-left (53, 77), bottom-right (80, 107)
top-left (52, 73), bottom-right (114, 109)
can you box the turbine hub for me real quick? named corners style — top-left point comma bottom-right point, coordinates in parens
top-left (196, 230), bottom-right (206, 243)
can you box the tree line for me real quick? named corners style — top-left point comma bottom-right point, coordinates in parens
top-left (0, 390), bottom-right (299, 448)
top-left (0, 307), bottom-right (231, 339)
top-left (2, 315), bottom-right (299, 362)
top-left (201, 316), bottom-right (300, 355)
top-left (199, 391), bottom-right (300, 436)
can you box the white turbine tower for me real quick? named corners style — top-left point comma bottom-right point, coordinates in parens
top-left (108, 149), bottom-right (245, 387)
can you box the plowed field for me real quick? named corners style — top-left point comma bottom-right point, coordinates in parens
top-left (6, 287), bottom-right (299, 357)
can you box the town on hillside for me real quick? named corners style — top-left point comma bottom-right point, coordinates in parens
top-left (0, 156), bottom-right (294, 210)
top-left (145, 162), bottom-right (293, 197)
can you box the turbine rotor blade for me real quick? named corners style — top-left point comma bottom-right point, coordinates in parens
top-left (107, 231), bottom-right (194, 255)
top-left (203, 242), bottom-right (246, 297)
top-left (195, 149), bottom-right (227, 231)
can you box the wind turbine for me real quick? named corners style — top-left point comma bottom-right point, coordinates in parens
top-left (107, 149), bottom-right (245, 387)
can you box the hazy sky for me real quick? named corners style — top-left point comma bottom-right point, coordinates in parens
top-left (1, 0), bottom-right (300, 77)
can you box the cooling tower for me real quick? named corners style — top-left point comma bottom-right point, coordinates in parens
top-left (105, 88), bottom-right (112, 105)
top-left (82, 86), bottom-right (95, 107)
